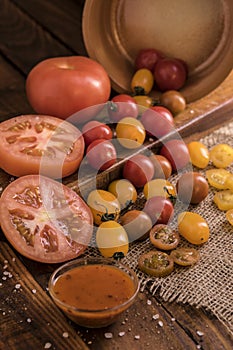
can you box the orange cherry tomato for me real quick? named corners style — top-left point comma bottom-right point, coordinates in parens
top-left (187, 141), bottom-right (209, 169)
top-left (177, 212), bottom-right (210, 245)
top-left (213, 190), bottom-right (233, 211)
top-left (116, 117), bottom-right (146, 149)
top-left (206, 168), bottom-right (231, 190)
top-left (108, 179), bottom-right (137, 209)
top-left (143, 179), bottom-right (176, 200)
top-left (131, 68), bottom-right (154, 95)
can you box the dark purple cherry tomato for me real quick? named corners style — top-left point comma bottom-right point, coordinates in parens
top-left (108, 94), bottom-right (138, 122)
top-left (135, 48), bottom-right (165, 71)
top-left (82, 121), bottom-right (112, 147)
top-left (160, 90), bottom-right (186, 115)
top-left (154, 58), bottom-right (187, 91)
top-left (140, 106), bottom-right (175, 138)
top-left (86, 139), bottom-right (117, 171)
top-left (176, 171), bottom-right (209, 204)
top-left (160, 139), bottom-right (190, 171)
top-left (123, 154), bottom-right (154, 188)
top-left (143, 196), bottom-right (174, 225)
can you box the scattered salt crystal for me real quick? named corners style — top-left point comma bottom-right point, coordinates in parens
top-left (44, 343), bottom-right (52, 349)
top-left (12, 258), bottom-right (16, 262)
top-left (15, 283), bottom-right (21, 289)
top-left (2, 277), bottom-right (7, 281)
top-left (27, 318), bottom-right (32, 323)
top-left (196, 330), bottom-right (204, 337)
top-left (147, 300), bottom-right (152, 305)
top-left (3, 271), bottom-right (9, 276)
top-left (118, 332), bottom-right (125, 337)
top-left (104, 332), bottom-right (113, 339)
top-left (171, 317), bottom-right (176, 322)
top-left (0, 283), bottom-right (2, 287)
top-left (158, 320), bottom-right (164, 327)
top-left (134, 335), bottom-right (140, 340)
top-left (62, 332), bottom-right (69, 338)
top-left (32, 289), bottom-right (37, 294)
top-left (196, 345), bottom-right (201, 349)
top-left (152, 314), bottom-right (159, 320)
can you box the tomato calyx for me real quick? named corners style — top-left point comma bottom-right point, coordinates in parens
top-left (163, 186), bottom-right (177, 204)
top-left (95, 200), bottom-right (120, 222)
top-left (113, 251), bottom-right (125, 260)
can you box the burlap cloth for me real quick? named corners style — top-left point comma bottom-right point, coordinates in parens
top-left (83, 122), bottom-right (233, 335)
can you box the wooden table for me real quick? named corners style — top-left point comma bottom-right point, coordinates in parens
top-left (0, 1), bottom-right (233, 349)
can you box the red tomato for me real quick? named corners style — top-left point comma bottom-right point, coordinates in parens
top-left (0, 175), bottom-right (93, 263)
top-left (108, 94), bottom-right (138, 122)
top-left (86, 139), bottom-right (117, 171)
top-left (123, 154), bottom-right (154, 188)
top-left (143, 196), bottom-right (174, 225)
top-left (135, 48), bottom-right (164, 71)
top-left (140, 106), bottom-right (174, 138)
top-left (26, 56), bottom-right (111, 121)
top-left (154, 58), bottom-right (187, 91)
top-left (160, 139), bottom-right (190, 171)
top-left (149, 154), bottom-right (172, 179)
top-left (82, 121), bottom-right (112, 147)
top-left (0, 114), bottom-right (84, 179)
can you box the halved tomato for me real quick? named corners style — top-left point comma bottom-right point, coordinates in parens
top-left (0, 175), bottom-right (93, 263)
top-left (0, 115), bottom-right (84, 178)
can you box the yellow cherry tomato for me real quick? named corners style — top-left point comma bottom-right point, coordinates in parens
top-left (87, 189), bottom-right (121, 226)
top-left (133, 95), bottom-right (153, 115)
top-left (209, 143), bottom-right (233, 168)
top-left (108, 179), bottom-right (137, 209)
top-left (187, 141), bottom-right (209, 169)
top-left (143, 179), bottom-right (176, 200)
top-left (206, 168), bottom-right (231, 190)
top-left (225, 173), bottom-right (233, 191)
top-left (96, 221), bottom-right (129, 258)
top-left (178, 211), bottom-right (210, 245)
top-left (116, 117), bottom-right (146, 149)
top-left (213, 190), bottom-right (233, 211)
top-left (131, 68), bottom-right (154, 95)
top-left (226, 209), bottom-right (233, 225)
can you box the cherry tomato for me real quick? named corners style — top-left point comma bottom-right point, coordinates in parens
top-left (143, 179), bottom-right (176, 200)
top-left (176, 172), bottom-right (209, 204)
top-left (226, 209), bottom-right (233, 225)
top-left (96, 221), bottom-right (129, 258)
top-left (0, 115), bottom-right (84, 179)
top-left (206, 168), bottom-right (231, 190)
top-left (82, 121), bottom-right (112, 147)
top-left (87, 189), bottom-right (121, 226)
top-left (160, 90), bottom-right (186, 115)
top-left (26, 56), bottom-right (111, 121)
top-left (138, 250), bottom-right (174, 277)
top-left (0, 175), bottom-right (93, 263)
top-left (187, 141), bottom-right (209, 169)
top-left (131, 68), bottom-right (154, 95)
top-left (149, 154), bottom-right (172, 179)
top-left (160, 139), bottom-right (190, 171)
top-left (133, 95), bottom-right (153, 115)
top-left (225, 173), bottom-right (233, 191)
top-left (213, 190), bottom-right (233, 211)
top-left (178, 212), bottom-right (210, 245)
top-left (120, 209), bottom-right (152, 242)
top-left (170, 247), bottom-right (200, 266)
top-left (209, 143), bottom-right (233, 168)
top-left (140, 106), bottom-right (175, 138)
top-left (143, 196), bottom-right (174, 225)
top-left (116, 117), bottom-right (146, 149)
top-left (108, 94), bottom-right (138, 122)
top-left (122, 154), bottom-right (154, 188)
top-left (86, 139), bottom-right (117, 171)
top-left (153, 58), bottom-right (187, 91)
top-left (149, 224), bottom-right (180, 250)
top-left (108, 179), bottom-right (137, 209)
top-left (135, 48), bottom-right (164, 71)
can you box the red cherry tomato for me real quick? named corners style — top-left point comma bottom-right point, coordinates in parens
top-left (26, 56), bottom-right (111, 121)
top-left (135, 48), bottom-right (164, 71)
top-left (108, 94), bottom-right (138, 122)
top-left (143, 196), bottom-right (174, 225)
top-left (0, 114), bottom-right (84, 179)
top-left (86, 139), bottom-right (117, 171)
top-left (123, 154), bottom-right (154, 188)
top-left (0, 175), bottom-right (93, 263)
top-left (82, 120), bottom-right (112, 147)
top-left (149, 154), bottom-right (172, 179)
top-left (140, 106), bottom-right (174, 138)
top-left (154, 58), bottom-right (187, 91)
top-left (160, 139), bottom-right (190, 171)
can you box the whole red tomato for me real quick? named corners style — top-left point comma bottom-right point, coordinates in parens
top-left (143, 196), bottom-right (174, 225)
top-left (140, 106), bottom-right (174, 138)
top-left (160, 139), bottom-right (190, 171)
top-left (154, 58), bottom-right (187, 91)
top-left (82, 121), bottom-right (112, 147)
top-left (135, 48), bottom-right (164, 71)
top-left (123, 154), bottom-right (154, 188)
top-left (86, 139), bottom-right (117, 171)
top-left (108, 94), bottom-right (138, 122)
top-left (26, 56), bottom-right (111, 121)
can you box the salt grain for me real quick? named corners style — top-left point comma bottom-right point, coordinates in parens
top-left (62, 332), bottom-right (69, 338)
top-left (32, 289), bottom-right (37, 294)
top-left (27, 318), bottom-right (32, 323)
top-left (152, 314), bottom-right (159, 320)
top-left (147, 299), bottom-right (152, 305)
top-left (104, 332), bottom-right (113, 339)
top-left (118, 332), bottom-right (125, 337)
top-left (158, 320), bottom-right (164, 327)
top-left (196, 330), bottom-right (204, 337)
top-left (15, 283), bottom-right (21, 289)
top-left (44, 343), bottom-right (52, 349)
top-left (134, 335), bottom-right (140, 340)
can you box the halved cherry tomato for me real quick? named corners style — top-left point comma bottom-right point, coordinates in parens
top-left (95, 221), bottom-right (129, 258)
top-left (143, 179), bottom-right (176, 200)
top-left (209, 143), bottom-right (233, 168)
top-left (116, 117), bottom-right (146, 149)
top-left (213, 190), bottom-right (233, 211)
top-left (138, 250), bottom-right (174, 277)
top-left (87, 189), bottom-right (121, 226)
top-left (131, 68), bottom-right (154, 95)
top-left (206, 168), bottom-right (231, 190)
top-left (177, 212), bottom-right (210, 245)
top-left (108, 179), bottom-right (137, 209)
top-left (226, 209), bottom-right (233, 225)
top-left (120, 209), bottom-right (152, 242)
top-left (0, 115), bottom-right (84, 178)
top-left (149, 224), bottom-right (180, 250)
top-left (170, 247), bottom-right (200, 266)
top-left (0, 175), bottom-right (93, 263)
top-left (187, 141), bottom-right (209, 169)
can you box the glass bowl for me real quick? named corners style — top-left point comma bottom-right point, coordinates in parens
top-left (48, 257), bottom-right (139, 328)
